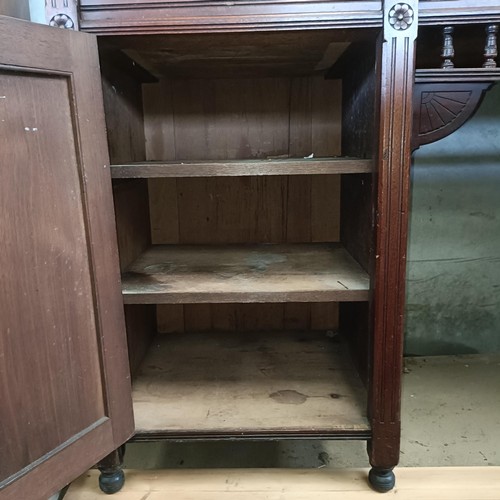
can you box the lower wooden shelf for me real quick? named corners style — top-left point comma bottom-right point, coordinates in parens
top-left (131, 331), bottom-right (370, 440)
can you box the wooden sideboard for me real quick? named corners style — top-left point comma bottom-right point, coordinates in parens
top-left (0, 1), bottom-right (498, 498)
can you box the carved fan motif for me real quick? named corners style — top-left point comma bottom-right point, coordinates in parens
top-left (412, 83), bottom-right (492, 150)
top-left (419, 91), bottom-right (471, 135)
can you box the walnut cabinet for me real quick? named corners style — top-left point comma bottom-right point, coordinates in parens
top-left (1, 2), bottom-right (498, 498)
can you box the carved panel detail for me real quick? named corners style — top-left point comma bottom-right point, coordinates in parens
top-left (79, 2), bottom-right (383, 34)
top-left (49, 13), bottom-right (75, 29)
top-left (419, 90), bottom-right (471, 134)
top-left (412, 83), bottom-right (492, 150)
top-left (388, 3), bottom-right (414, 31)
top-left (45, 0), bottom-right (79, 30)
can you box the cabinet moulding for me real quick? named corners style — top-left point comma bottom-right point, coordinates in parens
top-left (78, 0), bottom-right (383, 34)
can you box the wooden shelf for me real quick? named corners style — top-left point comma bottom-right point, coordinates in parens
top-left (121, 243), bottom-right (370, 304)
top-left (132, 331), bottom-right (370, 439)
top-left (110, 157), bottom-right (373, 178)
top-left (415, 68), bottom-right (500, 83)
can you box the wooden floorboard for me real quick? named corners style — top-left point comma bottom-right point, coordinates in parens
top-left (65, 467), bottom-right (500, 499)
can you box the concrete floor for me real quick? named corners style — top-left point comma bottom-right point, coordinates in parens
top-left (122, 353), bottom-right (500, 470)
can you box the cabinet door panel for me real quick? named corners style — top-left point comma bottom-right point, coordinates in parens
top-left (0, 16), bottom-right (133, 500)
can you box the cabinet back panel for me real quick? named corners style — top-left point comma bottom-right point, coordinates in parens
top-left (144, 75), bottom-right (341, 245)
top-left (149, 175), bottom-right (340, 245)
top-left (157, 303), bottom-right (339, 334)
top-left (143, 75), bottom-right (341, 333)
top-left (144, 75), bottom-right (341, 161)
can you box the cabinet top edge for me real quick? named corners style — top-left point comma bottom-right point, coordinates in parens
top-left (79, 0), bottom-right (381, 9)
top-left (79, 1), bottom-right (384, 35)
top-left (79, 1), bottom-right (500, 35)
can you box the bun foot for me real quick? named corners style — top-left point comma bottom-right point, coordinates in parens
top-left (97, 446), bottom-right (126, 494)
top-left (368, 467), bottom-right (395, 493)
top-left (98, 467), bottom-right (125, 494)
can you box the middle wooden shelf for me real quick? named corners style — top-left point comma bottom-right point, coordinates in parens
top-left (110, 157), bottom-right (373, 178)
top-left (121, 243), bottom-right (370, 305)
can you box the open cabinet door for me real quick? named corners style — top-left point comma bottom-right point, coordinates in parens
top-left (0, 16), bottom-right (134, 500)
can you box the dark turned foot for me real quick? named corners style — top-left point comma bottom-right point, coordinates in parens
top-left (97, 445), bottom-right (126, 494)
top-left (368, 467), bottom-right (395, 493)
top-left (98, 467), bottom-right (125, 495)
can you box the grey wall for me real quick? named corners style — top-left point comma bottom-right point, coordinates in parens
top-left (405, 83), bottom-right (500, 355)
top-left (0, 0), bottom-right (29, 19)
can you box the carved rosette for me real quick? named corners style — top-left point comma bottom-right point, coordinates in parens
top-left (388, 3), bottom-right (414, 31)
top-left (45, 1), bottom-right (79, 30)
top-left (49, 13), bottom-right (75, 29)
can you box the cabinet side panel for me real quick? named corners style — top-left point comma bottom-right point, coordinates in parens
top-left (113, 181), bottom-right (155, 374)
top-left (340, 43), bottom-right (377, 271)
top-left (125, 305), bottom-right (156, 377)
top-left (101, 57), bottom-right (146, 164)
top-left (113, 180), bottom-right (151, 271)
top-left (340, 43), bottom-right (377, 160)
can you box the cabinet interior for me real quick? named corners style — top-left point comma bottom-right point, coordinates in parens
top-left (98, 29), bottom-right (378, 439)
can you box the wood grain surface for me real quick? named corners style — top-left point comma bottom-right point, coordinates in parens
top-left (368, 1), bottom-right (418, 469)
top-left (66, 467), bottom-right (500, 500)
top-left (0, 17), bottom-right (133, 500)
top-left (111, 158), bottom-right (372, 178)
top-left (107, 31), bottom-right (352, 79)
top-left (79, 1), bottom-right (383, 34)
top-left (122, 244), bottom-right (370, 304)
top-left (141, 74), bottom-right (345, 332)
top-left (132, 331), bottom-right (369, 436)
